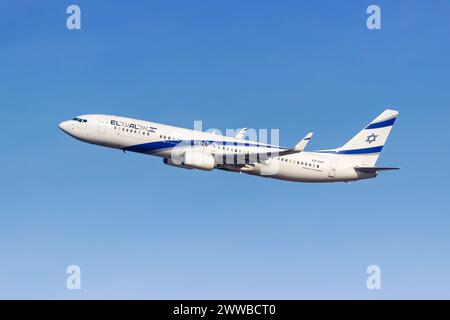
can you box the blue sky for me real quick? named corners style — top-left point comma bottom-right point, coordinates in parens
top-left (1, 0), bottom-right (449, 299)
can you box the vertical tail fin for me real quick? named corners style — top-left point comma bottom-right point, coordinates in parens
top-left (326, 109), bottom-right (399, 166)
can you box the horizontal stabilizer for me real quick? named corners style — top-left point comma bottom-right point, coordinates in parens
top-left (354, 166), bottom-right (400, 173)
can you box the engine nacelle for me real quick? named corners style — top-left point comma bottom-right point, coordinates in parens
top-left (163, 158), bottom-right (193, 170)
top-left (182, 151), bottom-right (215, 170)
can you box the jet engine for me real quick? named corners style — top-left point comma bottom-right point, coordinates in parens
top-left (163, 151), bottom-right (216, 171)
top-left (182, 151), bottom-right (216, 170)
top-left (163, 158), bottom-right (193, 170)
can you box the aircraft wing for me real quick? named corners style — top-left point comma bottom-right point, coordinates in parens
top-left (214, 132), bottom-right (313, 167)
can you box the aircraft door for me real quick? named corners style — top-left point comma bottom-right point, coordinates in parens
top-left (328, 161), bottom-right (337, 178)
top-left (98, 117), bottom-right (107, 134)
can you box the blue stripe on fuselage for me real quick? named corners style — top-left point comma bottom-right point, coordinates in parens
top-left (124, 140), bottom-right (182, 153)
top-left (123, 140), bottom-right (285, 154)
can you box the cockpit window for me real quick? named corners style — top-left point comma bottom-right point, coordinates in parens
top-left (72, 117), bottom-right (88, 123)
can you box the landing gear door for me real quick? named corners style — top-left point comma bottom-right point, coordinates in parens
top-left (98, 117), bottom-right (107, 134)
top-left (328, 161), bottom-right (337, 178)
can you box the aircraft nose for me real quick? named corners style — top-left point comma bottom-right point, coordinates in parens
top-left (58, 120), bottom-right (71, 133)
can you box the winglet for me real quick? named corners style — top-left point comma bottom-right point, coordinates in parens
top-left (235, 128), bottom-right (248, 140)
top-left (245, 132), bottom-right (314, 160)
top-left (294, 132), bottom-right (313, 152)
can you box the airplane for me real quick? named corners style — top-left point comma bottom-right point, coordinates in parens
top-left (58, 109), bottom-right (399, 183)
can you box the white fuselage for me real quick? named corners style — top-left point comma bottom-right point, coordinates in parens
top-left (59, 114), bottom-right (377, 183)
